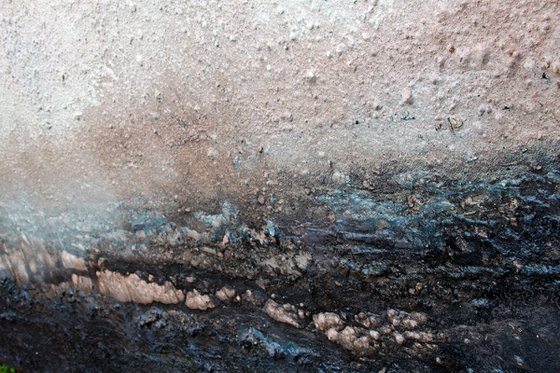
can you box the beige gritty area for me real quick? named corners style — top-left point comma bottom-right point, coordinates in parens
top-left (0, 0), bottom-right (559, 215)
top-left (96, 269), bottom-right (185, 304)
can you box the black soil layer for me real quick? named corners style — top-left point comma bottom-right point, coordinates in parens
top-left (1, 169), bottom-right (559, 372)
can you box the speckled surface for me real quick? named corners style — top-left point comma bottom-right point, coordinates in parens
top-left (1, 1), bottom-right (559, 371)
top-left (1, 0), bottom-right (559, 213)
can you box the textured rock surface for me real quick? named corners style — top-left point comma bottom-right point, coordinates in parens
top-left (0, 0), bottom-right (558, 216)
top-left (97, 270), bottom-right (184, 304)
top-left (0, 1), bottom-right (559, 372)
top-left (0, 168), bottom-right (558, 371)
top-left (185, 289), bottom-right (215, 311)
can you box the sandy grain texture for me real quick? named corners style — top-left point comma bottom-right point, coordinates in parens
top-left (1, 0), bottom-right (558, 215)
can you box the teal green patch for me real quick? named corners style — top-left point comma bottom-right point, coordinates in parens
top-left (0, 364), bottom-right (17, 373)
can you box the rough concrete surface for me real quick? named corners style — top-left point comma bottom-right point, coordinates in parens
top-left (1, 0), bottom-right (559, 214)
top-left (0, 1), bottom-right (559, 372)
